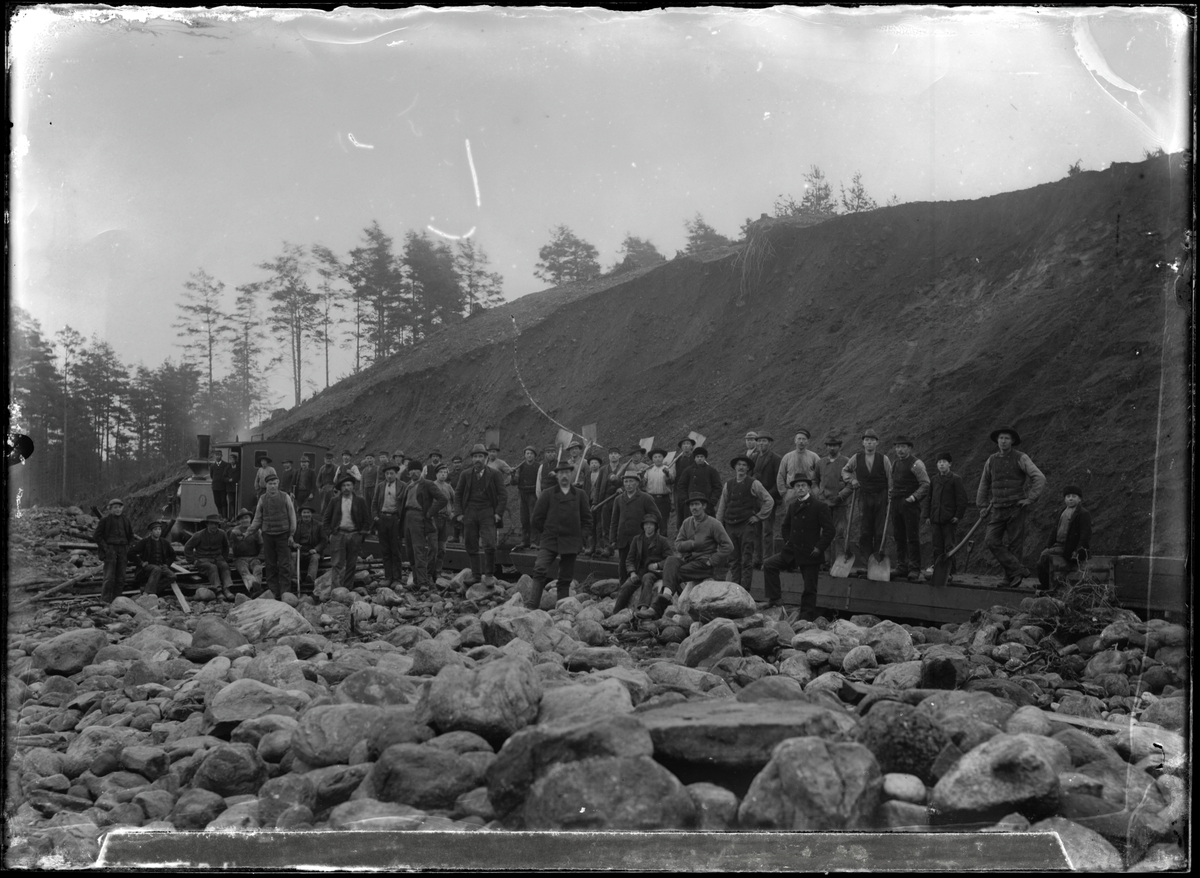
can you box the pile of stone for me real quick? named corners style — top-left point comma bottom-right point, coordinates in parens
top-left (5, 575), bottom-right (1187, 870)
top-left (9, 506), bottom-right (104, 587)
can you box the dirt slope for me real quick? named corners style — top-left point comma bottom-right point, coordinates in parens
top-left (226, 155), bottom-right (1196, 559)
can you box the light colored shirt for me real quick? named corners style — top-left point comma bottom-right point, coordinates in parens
top-left (644, 465), bottom-right (669, 495)
top-left (339, 495), bottom-right (355, 530)
top-left (777, 449), bottom-right (822, 497)
top-left (380, 482), bottom-right (399, 513)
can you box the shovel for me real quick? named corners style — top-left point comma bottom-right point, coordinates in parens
top-left (931, 505), bottom-right (991, 587)
top-left (830, 490), bottom-right (857, 578)
top-left (866, 495), bottom-right (893, 582)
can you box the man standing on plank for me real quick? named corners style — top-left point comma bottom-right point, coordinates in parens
top-left (716, 454), bottom-right (774, 592)
top-left (841, 429), bottom-right (893, 567)
top-left (889, 436), bottom-right (931, 582)
top-left (817, 435), bottom-right (852, 570)
top-left (925, 452), bottom-right (969, 580)
top-left (977, 425), bottom-right (1046, 588)
top-left (455, 444), bottom-right (507, 586)
top-left (512, 445), bottom-right (541, 549)
top-left (761, 474), bottom-right (834, 616)
top-left (527, 461), bottom-right (593, 609)
top-left (752, 431), bottom-right (782, 567)
top-left (776, 428), bottom-right (821, 501)
top-left (404, 459), bottom-right (448, 591)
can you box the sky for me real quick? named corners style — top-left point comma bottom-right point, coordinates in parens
top-left (9, 6), bottom-right (1191, 409)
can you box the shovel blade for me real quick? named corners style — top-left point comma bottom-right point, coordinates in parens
top-left (866, 554), bottom-right (891, 582)
top-left (830, 552), bottom-right (854, 578)
top-left (931, 555), bottom-right (952, 588)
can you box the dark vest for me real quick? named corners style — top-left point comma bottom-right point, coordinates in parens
top-left (892, 457), bottom-right (920, 498)
top-left (260, 492), bottom-right (292, 534)
top-left (516, 461), bottom-right (540, 492)
top-left (989, 452), bottom-right (1026, 508)
top-left (724, 477), bottom-right (757, 525)
top-left (855, 453), bottom-right (888, 493)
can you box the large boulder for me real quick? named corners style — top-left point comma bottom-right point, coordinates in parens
top-left (537, 678), bottom-right (634, 726)
top-left (206, 678), bottom-right (309, 724)
top-left (426, 656), bottom-right (542, 744)
top-left (243, 645), bottom-right (307, 688)
top-left (675, 618), bottom-right (742, 669)
top-left (372, 744), bottom-right (481, 810)
top-left (409, 639), bottom-right (469, 677)
top-left (191, 616), bottom-right (250, 651)
top-left (637, 699), bottom-right (858, 769)
top-left (480, 598), bottom-right (555, 647)
top-left (225, 598), bottom-right (313, 641)
top-left (293, 704), bottom-right (388, 767)
top-left (61, 726), bottom-right (144, 778)
top-left (486, 714), bottom-right (654, 820)
top-left (677, 580), bottom-right (757, 620)
top-left (865, 620), bottom-right (918, 664)
top-left (522, 755), bottom-right (697, 830)
top-left (192, 742), bottom-right (268, 797)
top-left (124, 624), bottom-right (192, 651)
top-left (738, 737), bottom-right (882, 830)
top-left (856, 701), bottom-right (951, 784)
top-left (930, 734), bottom-right (1065, 825)
top-left (643, 662), bottom-right (732, 697)
top-left (334, 668), bottom-right (418, 707)
top-left (32, 629), bottom-right (109, 676)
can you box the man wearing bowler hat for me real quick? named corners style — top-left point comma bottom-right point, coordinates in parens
top-left (716, 454), bottom-right (774, 591)
top-left (889, 436), bottom-right (931, 582)
top-left (761, 474), bottom-right (834, 615)
top-left (527, 461), bottom-right (593, 608)
top-left (977, 426), bottom-right (1046, 588)
top-left (455, 444), bottom-right (507, 586)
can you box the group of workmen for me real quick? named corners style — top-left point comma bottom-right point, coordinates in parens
top-left (94, 424), bottom-right (1091, 620)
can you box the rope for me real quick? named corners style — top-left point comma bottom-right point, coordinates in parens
top-left (509, 314), bottom-right (586, 446)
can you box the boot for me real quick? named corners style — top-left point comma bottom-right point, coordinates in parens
top-left (637, 594), bottom-right (671, 620)
top-left (527, 578), bottom-right (546, 611)
top-left (555, 582), bottom-right (571, 604)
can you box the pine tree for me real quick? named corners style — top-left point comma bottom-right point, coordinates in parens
top-left (311, 244), bottom-right (348, 390)
top-left (345, 221), bottom-right (405, 362)
top-left (173, 268), bottom-right (232, 434)
top-left (683, 214), bottom-right (732, 254)
top-left (839, 171), bottom-right (879, 213)
top-left (455, 237), bottom-right (505, 315)
top-left (257, 241), bottom-right (319, 407)
top-left (403, 230), bottom-right (463, 339)
top-left (228, 283), bottom-right (274, 431)
top-left (611, 234), bottom-right (666, 273)
top-left (534, 225), bottom-right (601, 286)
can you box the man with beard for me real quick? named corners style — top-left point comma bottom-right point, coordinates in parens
top-left (371, 460), bottom-right (405, 588)
top-left (641, 492), bottom-right (734, 620)
top-left (716, 454), bottom-right (775, 591)
top-left (455, 444), bottom-right (507, 586)
top-left (321, 473), bottom-right (371, 597)
top-left (761, 474), bottom-right (835, 616)
top-left (609, 471), bottom-right (661, 579)
top-left (527, 461), bottom-right (593, 609)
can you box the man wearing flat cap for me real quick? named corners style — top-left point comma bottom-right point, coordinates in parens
top-left (372, 460), bottom-right (406, 587)
top-left (977, 426), bottom-right (1046, 588)
top-left (322, 472), bottom-right (371, 596)
top-left (777, 429), bottom-right (822, 502)
top-left (527, 461), bottom-right (593, 609)
top-left (609, 470), bottom-right (662, 578)
top-left (716, 454), bottom-right (775, 591)
top-left (246, 472), bottom-right (298, 598)
top-left (744, 430), bottom-right (760, 460)
top-left (612, 514), bottom-right (673, 614)
top-left (455, 444), bottom-right (507, 586)
top-left (512, 446), bottom-right (541, 550)
top-left (486, 443), bottom-right (514, 485)
top-left (131, 520), bottom-right (177, 596)
top-left (817, 436), bottom-right (852, 569)
top-left (184, 513), bottom-right (235, 599)
top-left (841, 428), bottom-right (893, 566)
top-left (1036, 485), bottom-right (1091, 591)
top-left (93, 498), bottom-right (135, 603)
top-left (890, 436), bottom-right (931, 582)
top-left (752, 432), bottom-right (783, 566)
top-left (359, 453), bottom-right (378, 502)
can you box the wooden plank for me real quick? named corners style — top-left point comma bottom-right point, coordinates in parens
top-left (1112, 555), bottom-right (1186, 616)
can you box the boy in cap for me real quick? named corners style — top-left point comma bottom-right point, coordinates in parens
top-left (229, 508), bottom-right (265, 596)
top-left (1036, 486), bottom-right (1091, 592)
top-left (890, 436), bottom-right (930, 582)
top-left (841, 429), bottom-right (893, 567)
top-left (455, 444), bottom-right (507, 586)
top-left (761, 474), bottom-right (835, 615)
top-left (669, 438), bottom-right (696, 531)
top-left (976, 426), bottom-right (1046, 588)
top-left (643, 493), bottom-right (734, 619)
top-left (609, 470), bottom-right (662, 578)
top-left (293, 502), bottom-right (326, 588)
top-left (527, 461), bottom-right (593, 608)
top-left (612, 514), bottom-right (673, 614)
top-left (317, 451), bottom-right (338, 507)
top-left (372, 459), bottom-right (406, 587)
top-left (185, 514), bottom-right (235, 599)
top-left (925, 452), bottom-right (970, 581)
top-left (681, 446), bottom-right (722, 515)
top-left (93, 498), bottom-right (135, 603)
top-left (512, 446), bottom-right (541, 549)
top-left (777, 429), bottom-right (822, 500)
top-left (716, 454), bottom-right (775, 591)
top-left (322, 472), bottom-right (371, 596)
top-left (246, 472), bottom-right (298, 598)
top-left (254, 456), bottom-right (278, 499)
top-left (752, 432), bottom-right (783, 566)
top-left (817, 436), bottom-right (852, 569)
top-left (744, 430), bottom-right (760, 459)
top-left (131, 520), bottom-right (177, 596)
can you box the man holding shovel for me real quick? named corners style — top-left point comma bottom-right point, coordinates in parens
top-left (976, 426), bottom-right (1046, 588)
top-left (841, 429), bottom-right (892, 573)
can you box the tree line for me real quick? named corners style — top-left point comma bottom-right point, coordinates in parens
top-left (532, 166), bottom-right (897, 285)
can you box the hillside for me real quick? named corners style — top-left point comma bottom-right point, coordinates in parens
top-left (207, 156), bottom-right (1197, 559)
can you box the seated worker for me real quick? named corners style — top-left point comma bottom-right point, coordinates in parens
top-left (131, 519), bottom-right (177, 596)
top-left (612, 514), bottom-right (673, 614)
top-left (293, 502), bottom-right (326, 589)
top-left (640, 492), bottom-right (734, 620)
top-left (228, 507), bottom-right (264, 597)
top-left (761, 474), bottom-right (834, 616)
top-left (184, 513), bottom-right (234, 599)
top-left (1036, 485), bottom-right (1092, 591)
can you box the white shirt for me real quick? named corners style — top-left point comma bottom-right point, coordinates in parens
top-left (339, 495), bottom-right (355, 530)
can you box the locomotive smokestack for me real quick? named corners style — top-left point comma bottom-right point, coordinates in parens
top-left (197, 434), bottom-right (211, 459)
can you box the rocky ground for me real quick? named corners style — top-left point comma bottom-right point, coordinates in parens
top-left (5, 510), bottom-right (1189, 870)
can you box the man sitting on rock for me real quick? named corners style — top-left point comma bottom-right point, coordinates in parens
top-left (527, 461), bottom-right (593, 609)
top-left (93, 497), bottom-right (135, 604)
top-left (184, 513), bottom-right (234, 600)
top-left (131, 519), bottom-right (177, 597)
top-left (609, 471), bottom-right (661, 579)
top-left (761, 475), bottom-right (834, 616)
top-left (1036, 485), bottom-right (1092, 592)
top-left (612, 514), bottom-right (672, 614)
top-left (641, 492), bottom-right (734, 620)
top-left (228, 508), bottom-right (264, 596)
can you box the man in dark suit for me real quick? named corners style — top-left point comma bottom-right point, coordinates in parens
top-left (455, 444), bottom-right (507, 586)
top-left (527, 462), bottom-right (593, 609)
top-left (321, 473), bottom-right (371, 596)
top-left (761, 474), bottom-right (835, 617)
